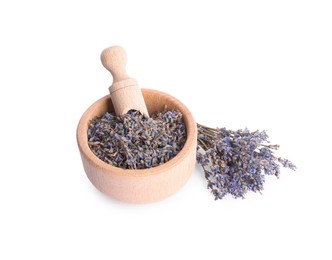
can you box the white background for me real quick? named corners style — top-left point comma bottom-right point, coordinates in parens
top-left (0, 1), bottom-right (331, 259)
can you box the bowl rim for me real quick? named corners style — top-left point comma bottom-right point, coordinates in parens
top-left (77, 88), bottom-right (197, 178)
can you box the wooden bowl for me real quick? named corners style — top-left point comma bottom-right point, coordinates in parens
top-left (77, 89), bottom-right (197, 204)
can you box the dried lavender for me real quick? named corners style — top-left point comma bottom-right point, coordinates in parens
top-left (196, 124), bottom-right (296, 200)
top-left (88, 110), bottom-right (186, 169)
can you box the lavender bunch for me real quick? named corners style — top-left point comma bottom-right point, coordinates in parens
top-left (196, 124), bottom-right (296, 200)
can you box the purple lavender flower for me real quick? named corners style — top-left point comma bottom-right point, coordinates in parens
top-left (196, 124), bottom-right (296, 200)
top-left (88, 109), bottom-right (187, 170)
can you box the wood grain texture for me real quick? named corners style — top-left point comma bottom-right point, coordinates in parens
top-left (100, 46), bottom-right (149, 117)
top-left (77, 89), bottom-right (197, 204)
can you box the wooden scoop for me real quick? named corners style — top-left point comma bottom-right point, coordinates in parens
top-left (100, 46), bottom-right (149, 117)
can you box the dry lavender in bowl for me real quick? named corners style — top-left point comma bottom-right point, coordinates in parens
top-left (88, 110), bottom-right (187, 169)
top-left (196, 124), bottom-right (296, 200)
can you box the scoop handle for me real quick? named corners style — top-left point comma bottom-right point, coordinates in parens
top-left (100, 46), bottom-right (149, 117)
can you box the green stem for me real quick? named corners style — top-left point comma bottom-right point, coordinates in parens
top-left (197, 123), bottom-right (218, 131)
top-left (198, 138), bottom-right (209, 150)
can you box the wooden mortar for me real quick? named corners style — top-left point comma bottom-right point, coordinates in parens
top-left (77, 46), bottom-right (197, 204)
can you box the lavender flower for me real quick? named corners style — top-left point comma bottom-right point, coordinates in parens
top-left (88, 109), bottom-right (186, 169)
top-left (197, 124), bottom-right (296, 200)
